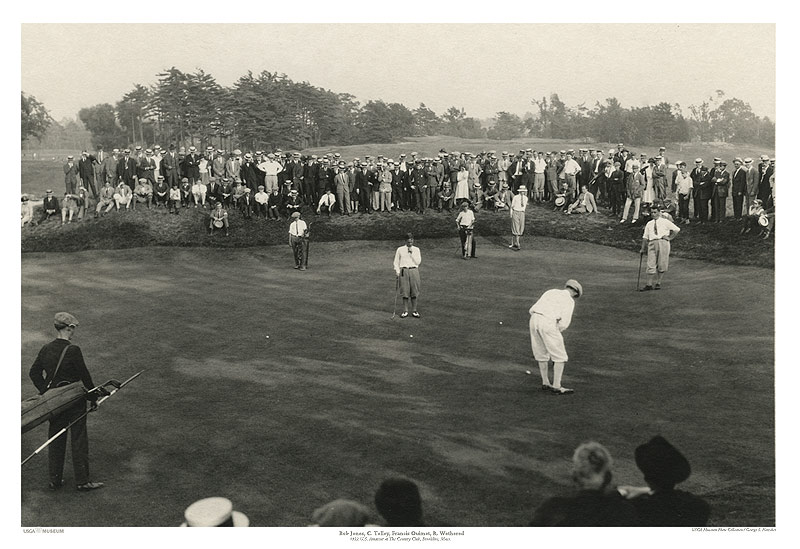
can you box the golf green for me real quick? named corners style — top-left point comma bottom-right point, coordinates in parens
top-left (20, 236), bottom-right (774, 526)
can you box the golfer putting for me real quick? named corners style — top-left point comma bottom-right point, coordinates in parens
top-left (393, 233), bottom-right (422, 318)
top-left (528, 279), bottom-right (583, 395)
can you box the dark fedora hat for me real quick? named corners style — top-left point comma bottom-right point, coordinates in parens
top-left (635, 435), bottom-right (691, 488)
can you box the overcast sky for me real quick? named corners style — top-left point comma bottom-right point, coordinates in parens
top-left (21, 23), bottom-right (775, 123)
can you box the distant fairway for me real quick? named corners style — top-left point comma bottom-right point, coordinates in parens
top-left (20, 237), bottom-right (774, 526)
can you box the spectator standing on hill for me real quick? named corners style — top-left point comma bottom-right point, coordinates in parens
top-left (620, 160), bottom-right (644, 224)
top-left (730, 157), bottom-right (747, 219)
top-left (116, 149), bottom-right (137, 190)
top-left (64, 155), bottom-right (79, 194)
top-left (757, 154), bottom-right (774, 208)
top-left (639, 205), bottom-right (680, 291)
top-left (78, 150), bottom-right (97, 199)
top-left (528, 279), bottom-right (582, 394)
top-left (673, 161), bottom-right (693, 224)
top-left (530, 441), bottom-right (637, 526)
top-left (393, 233), bottom-right (422, 318)
top-left (161, 144), bottom-right (181, 189)
top-left (623, 435), bottom-right (710, 526)
top-left (743, 157), bottom-right (758, 213)
top-left (691, 158), bottom-right (711, 223)
top-left (652, 155), bottom-right (667, 201)
top-left (710, 160), bottom-right (730, 223)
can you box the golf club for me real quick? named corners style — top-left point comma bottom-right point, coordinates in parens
top-left (636, 250), bottom-right (644, 291)
top-left (22, 370), bottom-right (144, 467)
top-left (391, 274), bottom-right (399, 319)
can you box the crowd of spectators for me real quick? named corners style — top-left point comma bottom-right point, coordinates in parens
top-left (23, 143), bottom-right (775, 239)
top-left (179, 435), bottom-right (710, 527)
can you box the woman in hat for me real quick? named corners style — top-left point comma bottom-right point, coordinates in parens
top-left (21, 194), bottom-right (33, 227)
top-left (508, 185), bottom-right (528, 250)
top-left (530, 441), bottom-right (637, 525)
top-left (454, 164), bottom-right (470, 206)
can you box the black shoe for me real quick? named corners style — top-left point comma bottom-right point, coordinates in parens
top-left (654, 284), bottom-right (661, 290)
top-left (77, 481), bottom-right (104, 492)
top-left (48, 480), bottom-right (65, 491)
top-left (639, 285), bottom-right (653, 292)
top-left (411, 311), bottom-right (421, 318)
top-left (541, 384), bottom-right (552, 392)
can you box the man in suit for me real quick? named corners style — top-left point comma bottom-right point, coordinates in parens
top-left (115, 149), bottom-right (137, 191)
top-left (137, 149), bottom-right (157, 187)
top-left (161, 144), bottom-right (181, 189)
top-left (334, 162), bottom-right (351, 215)
top-left (710, 160), bottom-right (730, 223)
top-left (225, 149), bottom-right (242, 185)
top-left (76, 151), bottom-right (96, 199)
top-left (690, 158), bottom-right (711, 223)
top-left (757, 154), bottom-right (774, 207)
top-left (40, 189), bottom-right (60, 223)
top-left (92, 146), bottom-right (108, 198)
top-left (743, 158), bottom-right (759, 213)
top-left (63, 155), bottom-right (79, 194)
top-left (212, 149), bottom-right (226, 180)
top-left (652, 155), bottom-right (668, 201)
top-left (730, 158), bottom-right (747, 219)
top-left (182, 146), bottom-right (201, 184)
top-left (240, 153), bottom-right (260, 193)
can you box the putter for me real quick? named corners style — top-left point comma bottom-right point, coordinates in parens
top-left (636, 251), bottom-right (644, 291)
top-left (391, 275), bottom-right (400, 319)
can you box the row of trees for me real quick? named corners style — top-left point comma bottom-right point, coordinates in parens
top-left (23, 67), bottom-right (774, 151)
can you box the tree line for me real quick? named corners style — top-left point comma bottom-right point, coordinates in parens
top-left (22, 68), bottom-right (774, 151)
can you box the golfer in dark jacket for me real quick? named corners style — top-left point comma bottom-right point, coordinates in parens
top-left (29, 312), bottom-right (106, 492)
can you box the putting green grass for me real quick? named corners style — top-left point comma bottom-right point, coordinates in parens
top-left (20, 237), bottom-right (774, 526)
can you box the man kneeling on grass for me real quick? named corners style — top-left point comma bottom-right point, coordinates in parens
top-left (209, 201), bottom-right (229, 236)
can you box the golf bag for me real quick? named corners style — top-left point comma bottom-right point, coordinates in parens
top-left (22, 382), bottom-right (87, 434)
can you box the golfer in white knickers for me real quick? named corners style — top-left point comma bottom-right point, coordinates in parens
top-left (529, 279), bottom-right (582, 395)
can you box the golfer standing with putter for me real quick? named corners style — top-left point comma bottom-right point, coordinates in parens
top-left (529, 280), bottom-right (583, 395)
top-left (28, 312), bottom-right (106, 491)
top-left (639, 205), bottom-right (680, 291)
top-left (393, 233), bottom-right (422, 318)
top-left (288, 211), bottom-right (310, 270)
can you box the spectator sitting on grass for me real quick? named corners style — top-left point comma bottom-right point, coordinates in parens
top-left (153, 176), bottom-right (168, 208)
top-left (168, 182), bottom-right (181, 215)
top-left (529, 441), bottom-right (638, 526)
top-left (495, 182), bottom-right (510, 211)
top-left (619, 435), bottom-right (710, 526)
top-left (483, 180), bottom-right (499, 210)
top-left (565, 184), bottom-right (598, 215)
top-left (437, 181), bottom-right (454, 212)
top-left (133, 178), bottom-right (153, 210)
top-left (254, 185), bottom-right (269, 217)
top-left (374, 477), bottom-right (425, 527)
top-left (309, 499), bottom-right (378, 527)
top-left (552, 182), bottom-right (569, 212)
top-left (232, 179), bottom-right (247, 207)
top-left (113, 181), bottom-right (133, 211)
top-left (95, 180), bottom-right (115, 217)
top-left (40, 189), bottom-right (60, 223)
top-left (180, 177), bottom-right (193, 208)
top-left (267, 188), bottom-right (283, 220)
top-left (284, 189), bottom-right (303, 217)
top-left (208, 201), bottom-right (229, 236)
top-left (21, 194), bottom-right (33, 227)
top-left (60, 192), bottom-right (78, 224)
top-left (740, 198), bottom-right (765, 236)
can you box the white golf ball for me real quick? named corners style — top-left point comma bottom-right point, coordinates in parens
top-left (525, 370), bottom-right (531, 375)
top-left (499, 321), bottom-right (503, 325)
top-left (409, 334), bottom-right (414, 338)
top-left (265, 336), bottom-right (270, 339)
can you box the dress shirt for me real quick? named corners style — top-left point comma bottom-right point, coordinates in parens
top-left (529, 289), bottom-right (575, 331)
top-left (393, 245), bottom-right (422, 275)
top-left (642, 217), bottom-right (680, 241)
top-left (511, 194), bottom-right (528, 211)
top-left (288, 219), bottom-right (308, 237)
top-left (456, 209), bottom-right (475, 227)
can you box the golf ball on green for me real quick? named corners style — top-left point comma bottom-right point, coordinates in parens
top-left (409, 335), bottom-right (414, 338)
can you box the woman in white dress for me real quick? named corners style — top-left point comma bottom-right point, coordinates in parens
top-left (454, 165), bottom-right (470, 205)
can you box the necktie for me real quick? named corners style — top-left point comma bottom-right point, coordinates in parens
top-left (653, 218), bottom-right (658, 237)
